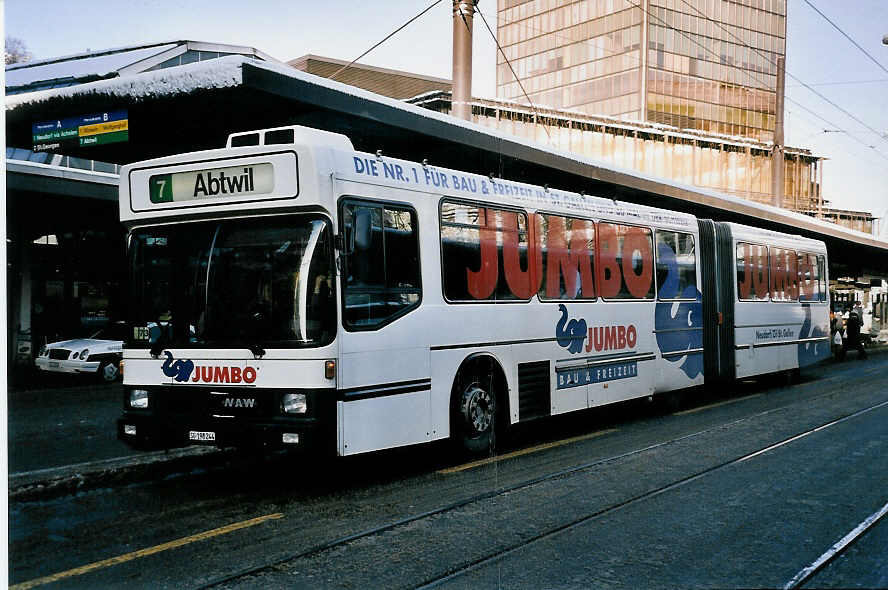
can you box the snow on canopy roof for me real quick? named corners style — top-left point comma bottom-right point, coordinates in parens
top-left (5, 54), bottom-right (246, 106)
top-left (6, 43), bottom-right (180, 89)
top-left (6, 55), bottom-right (885, 249)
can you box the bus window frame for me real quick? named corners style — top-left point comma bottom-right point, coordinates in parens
top-left (596, 220), bottom-right (656, 302)
top-left (654, 229), bottom-right (698, 302)
top-left (534, 210), bottom-right (598, 303)
top-left (797, 250), bottom-right (823, 304)
top-left (339, 196), bottom-right (423, 332)
top-left (769, 245), bottom-right (800, 303)
top-left (817, 254), bottom-right (827, 303)
top-left (438, 197), bottom-right (534, 305)
top-left (736, 241), bottom-right (771, 302)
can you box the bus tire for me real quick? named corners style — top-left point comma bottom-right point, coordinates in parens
top-left (450, 357), bottom-right (504, 456)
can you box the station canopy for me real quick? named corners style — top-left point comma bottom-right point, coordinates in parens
top-left (6, 50), bottom-right (887, 275)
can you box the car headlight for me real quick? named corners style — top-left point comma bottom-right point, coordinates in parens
top-left (39, 346), bottom-right (47, 357)
top-left (79, 349), bottom-right (90, 360)
top-left (129, 389), bottom-right (149, 409)
top-left (282, 393), bottom-right (307, 414)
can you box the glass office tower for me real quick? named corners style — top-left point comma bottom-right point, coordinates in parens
top-left (497, 0), bottom-right (786, 141)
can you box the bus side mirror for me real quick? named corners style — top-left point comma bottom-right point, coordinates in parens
top-left (353, 208), bottom-right (372, 252)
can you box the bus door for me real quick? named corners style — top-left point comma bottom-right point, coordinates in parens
top-left (335, 197), bottom-right (431, 455)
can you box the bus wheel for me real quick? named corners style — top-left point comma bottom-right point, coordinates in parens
top-left (453, 377), bottom-right (497, 455)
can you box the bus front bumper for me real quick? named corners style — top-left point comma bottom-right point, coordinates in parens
top-left (117, 414), bottom-right (327, 451)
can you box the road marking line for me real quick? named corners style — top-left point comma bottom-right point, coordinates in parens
top-left (784, 500), bottom-right (888, 589)
top-left (672, 394), bottom-right (762, 416)
top-left (439, 429), bottom-right (618, 474)
top-left (10, 513), bottom-right (284, 590)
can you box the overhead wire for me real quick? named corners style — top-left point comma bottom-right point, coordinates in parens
top-left (493, 1), bottom-right (884, 169)
top-left (329, 0), bottom-right (444, 81)
top-left (675, 0), bottom-right (888, 160)
top-left (788, 79), bottom-right (888, 87)
top-left (634, 0), bottom-right (888, 163)
top-left (800, 0), bottom-right (888, 76)
top-left (471, 2), bottom-right (551, 139)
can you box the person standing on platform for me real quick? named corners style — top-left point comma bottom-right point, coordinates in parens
top-left (840, 310), bottom-right (868, 360)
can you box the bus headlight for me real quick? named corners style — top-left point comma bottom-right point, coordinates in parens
top-left (282, 393), bottom-right (307, 414)
top-left (129, 389), bottom-right (149, 409)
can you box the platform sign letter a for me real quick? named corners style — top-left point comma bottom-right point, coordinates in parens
top-left (149, 174), bottom-right (174, 203)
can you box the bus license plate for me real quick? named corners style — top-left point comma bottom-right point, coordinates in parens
top-left (189, 430), bottom-right (216, 442)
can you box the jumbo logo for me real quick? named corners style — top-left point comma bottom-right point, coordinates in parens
top-left (161, 351), bottom-right (258, 384)
top-left (555, 304), bottom-right (637, 354)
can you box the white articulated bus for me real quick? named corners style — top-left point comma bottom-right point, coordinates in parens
top-left (117, 125), bottom-right (830, 456)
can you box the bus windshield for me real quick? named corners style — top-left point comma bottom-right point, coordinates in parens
top-left (127, 215), bottom-right (335, 349)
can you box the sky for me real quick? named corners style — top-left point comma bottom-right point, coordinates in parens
top-left (4, 0), bottom-right (888, 236)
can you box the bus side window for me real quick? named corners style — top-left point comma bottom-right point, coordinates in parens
top-left (537, 214), bottom-right (596, 300)
top-left (341, 200), bottom-right (421, 329)
top-left (597, 222), bottom-right (654, 300)
top-left (770, 247), bottom-right (798, 302)
top-left (655, 230), bottom-right (697, 299)
top-left (737, 242), bottom-right (769, 301)
top-left (440, 201), bottom-right (533, 302)
top-left (798, 253), bottom-right (818, 302)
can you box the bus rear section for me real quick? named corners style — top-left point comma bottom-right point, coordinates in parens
top-left (695, 220), bottom-right (830, 384)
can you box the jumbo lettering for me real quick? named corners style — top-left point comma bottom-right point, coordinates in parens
top-left (556, 306), bottom-right (638, 354)
top-left (738, 243), bottom-right (769, 299)
top-left (462, 211), bottom-right (653, 301)
top-left (597, 223), bottom-right (653, 299)
top-left (191, 365), bottom-right (257, 384)
top-left (545, 216), bottom-right (595, 299)
top-left (586, 325), bottom-right (637, 353)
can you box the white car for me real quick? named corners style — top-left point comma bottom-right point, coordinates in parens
top-left (35, 324), bottom-right (126, 382)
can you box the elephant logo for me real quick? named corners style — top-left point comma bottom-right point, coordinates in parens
top-left (797, 305), bottom-right (827, 367)
top-left (161, 351), bottom-right (195, 382)
top-left (654, 241), bottom-right (703, 379)
top-left (555, 304), bottom-right (587, 354)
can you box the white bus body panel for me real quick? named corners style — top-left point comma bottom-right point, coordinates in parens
top-left (728, 223), bottom-right (830, 379)
top-left (337, 392), bottom-right (431, 456)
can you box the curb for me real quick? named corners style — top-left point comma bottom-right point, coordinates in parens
top-left (9, 446), bottom-right (236, 501)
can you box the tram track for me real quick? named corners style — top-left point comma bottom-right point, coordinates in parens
top-left (412, 398), bottom-right (888, 589)
top-left (199, 360), bottom-right (888, 589)
top-left (783, 500), bottom-right (888, 589)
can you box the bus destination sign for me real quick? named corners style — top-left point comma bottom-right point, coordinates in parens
top-left (149, 163), bottom-right (275, 203)
top-left (32, 110), bottom-right (128, 152)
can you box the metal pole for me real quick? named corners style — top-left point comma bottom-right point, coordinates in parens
top-left (772, 56), bottom-right (785, 208)
top-left (452, 0), bottom-right (476, 121)
top-left (639, 0), bottom-right (649, 123)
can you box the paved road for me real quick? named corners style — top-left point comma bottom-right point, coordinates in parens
top-left (9, 354), bottom-right (888, 589)
top-left (8, 376), bottom-right (131, 473)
